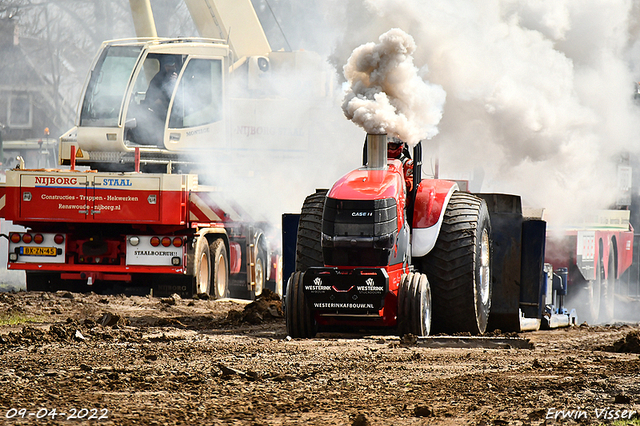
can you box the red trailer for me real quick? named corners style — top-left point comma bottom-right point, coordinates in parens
top-left (545, 210), bottom-right (634, 323)
top-left (0, 167), bottom-right (280, 298)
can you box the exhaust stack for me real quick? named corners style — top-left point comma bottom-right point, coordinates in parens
top-left (366, 133), bottom-right (387, 170)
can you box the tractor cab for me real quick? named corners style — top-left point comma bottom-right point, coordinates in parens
top-left (60, 38), bottom-right (229, 169)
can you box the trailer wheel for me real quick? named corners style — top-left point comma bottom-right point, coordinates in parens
top-left (423, 192), bottom-right (491, 335)
top-left (286, 271), bottom-right (317, 338)
top-left (397, 273), bottom-right (431, 337)
top-left (210, 238), bottom-right (229, 299)
top-left (295, 190), bottom-right (327, 271)
top-left (599, 245), bottom-right (616, 323)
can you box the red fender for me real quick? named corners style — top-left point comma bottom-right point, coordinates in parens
top-left (411, 179), bottom-right (458, 257)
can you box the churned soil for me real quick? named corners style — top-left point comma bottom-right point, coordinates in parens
top-left (0, 289), bottom-right (639, 426)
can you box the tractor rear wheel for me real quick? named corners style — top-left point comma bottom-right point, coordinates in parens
top-left (295, 190), bottom-right (327, 271)
top-left (285, 271), bottom-right (317, 338)
top-left (397, 272), bottom-right (431, 337)
top-left (423, 192), bottom-right (492, 335)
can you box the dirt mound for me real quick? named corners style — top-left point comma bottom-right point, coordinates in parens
top-left (0, 315), bottom-right (141, 347)
top-left (0, 321), bottom-right (88, 346)
top-left (224, 289), bottom-right (283, 325)
top-left (605, 330), bottom-right (640, 353)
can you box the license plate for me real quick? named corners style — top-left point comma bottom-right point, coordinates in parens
top-left (20, 246), bottom-right (57, 256)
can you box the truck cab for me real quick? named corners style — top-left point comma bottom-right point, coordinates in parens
top-left (60, 38), bottom-right (230, 171)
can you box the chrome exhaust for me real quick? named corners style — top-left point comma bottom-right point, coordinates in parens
top-left (366, 133), bottom-right (387, 170)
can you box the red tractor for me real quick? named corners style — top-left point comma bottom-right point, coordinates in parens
top-left (285, 133), bottom-right (493, 337)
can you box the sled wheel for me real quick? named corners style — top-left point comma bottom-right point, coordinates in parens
top-left (599, 243), bottom-right (616, 324)
top-left (295, 190), bottom-right (327, 271)
top-left (423, 192), bottom-right (492, 335)
top-left (210, 238), bottom-right (229, 299)
top-left (286, 271), bottom-right (317, 338)
top-left (194, 238), bottom-right (211, 295)
top-left (398, 273), bottom-right (431, 337)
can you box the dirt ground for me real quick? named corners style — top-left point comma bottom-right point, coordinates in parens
top-left (0, 289), bottom-right (639, 426)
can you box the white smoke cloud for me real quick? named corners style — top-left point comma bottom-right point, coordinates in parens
top-left (325, 0), bottom-right (640, 224)
top-left (341, 28), bottom-right (446, 146)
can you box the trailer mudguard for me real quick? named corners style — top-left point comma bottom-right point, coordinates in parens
top-left (411, 179), bottom-right (458, 257)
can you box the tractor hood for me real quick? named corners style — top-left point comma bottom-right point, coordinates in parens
top-left (322, 163), bottom-right (408, 267)
top-left (327, 163), bottom-right (405, 202)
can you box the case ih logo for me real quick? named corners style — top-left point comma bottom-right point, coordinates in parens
top-left (35, 176), bottom-right (79, 186)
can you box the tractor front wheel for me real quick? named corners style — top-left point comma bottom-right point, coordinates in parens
top-left (285, 271), bottom-right (317, 338)
top-left (397, 272), bottom-right (431, 337)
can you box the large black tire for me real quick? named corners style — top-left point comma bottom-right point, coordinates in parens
top-left (295, 190), bottom-right (327, 271)
top-left (285, 271), bottom-right (317, 338)
top-left (210, 238), bottom-right (229, 299)
top-left (397, 272), bottom-right (431, 337)
top-left (422, 192), bottom-right (492, 335)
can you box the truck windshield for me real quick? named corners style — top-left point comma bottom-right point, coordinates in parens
top-left (169, 58), bottom-right (223, 129)
top-left (79, 45), bottom-right (143, 127)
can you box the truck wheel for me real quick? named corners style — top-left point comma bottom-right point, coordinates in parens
top-left (423, 192), bottom-right (491, 335)
top-left (252, 237), bottom-right (268, 299)
top-left (210, 238), bottom-right (229, 299)
top-left (286, 271), bottom-right (317, 338)
top-left (295, 190), bottom-right (327, 271)
top-left (397, 273), bottom-right (431, 337)
top-left (599, 247), bottom-right (616, 323)
top-left (194, 238), bottom-right (211, 295)
top-left (274, 257), bottom-right (283, 297)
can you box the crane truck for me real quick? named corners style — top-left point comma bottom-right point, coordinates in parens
top-left (283, 133), bottom-right (635, 337)
top-left (0, 0), bottom-right (334, 298)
